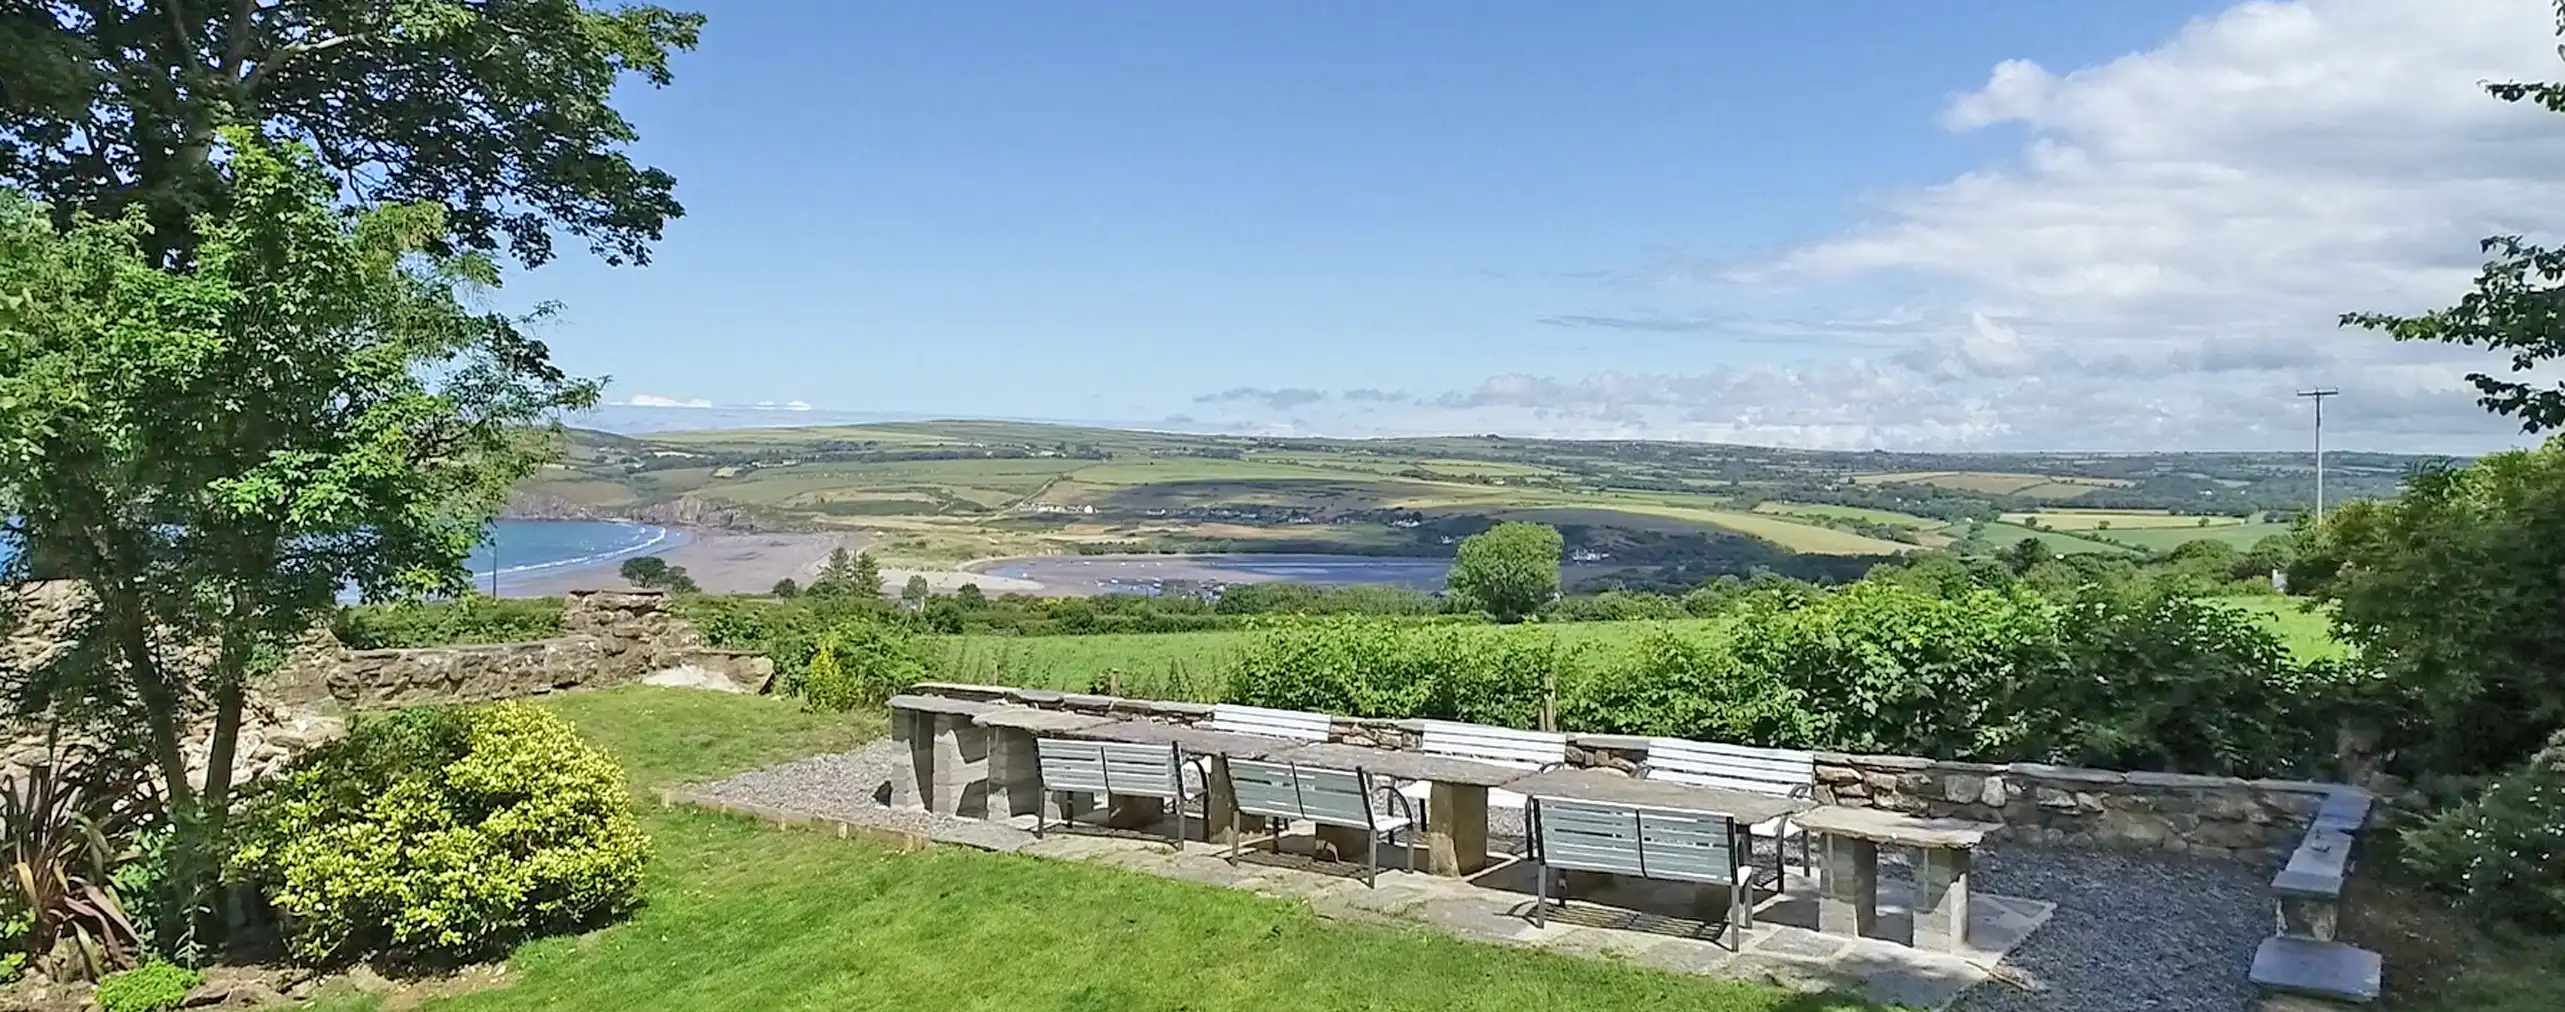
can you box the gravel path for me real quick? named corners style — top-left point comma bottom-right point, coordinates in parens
top-left (1949, 846), bottom-right (2273, 1012)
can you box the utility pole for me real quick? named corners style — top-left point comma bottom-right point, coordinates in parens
top-left (487, 528), bottom-right (500, 597)
top-left (2297, 388), bottom-right (2339, 526)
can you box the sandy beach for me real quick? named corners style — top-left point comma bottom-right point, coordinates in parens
top-left (499, 528), bottom-right (1043, 598)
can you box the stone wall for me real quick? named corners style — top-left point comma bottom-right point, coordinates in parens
top-left (909, 681), bottom-right (2357, 862)
top-left (1808, 754), bottom-right (2334, 860)
top-left (296, 589), bottom-right (772, 709)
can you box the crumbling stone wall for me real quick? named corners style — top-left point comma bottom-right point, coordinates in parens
top-left (293, 589), bottom-right (772, 709)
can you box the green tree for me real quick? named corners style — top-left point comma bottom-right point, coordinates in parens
top-left (853, 552), bottom-right (884, 599)
top-left (953, 582), bottom-right (986, 607)
top-left (0, 1), bottom-right (703, 268)
top-left (618, 556), bottom-right (670, 586)
top-left (0, 135), bottom-right (597, 936)
top-left (2301, 440), bottom-right (2565, 774)
top-left (810, 547), bottom-right (857, 596)
top-left (770, 577), bottom-right (801, 598)
top-left (1444, 522), bottom-right (1561, 623)
top-left (2340, 3), bottom-right (2565, 431)
top-left (1998, 536), bottom-right (2050, 575)
top-left (616, 555), bottom-right (694, 593)
top-left (900, 575), bottom-right (930, 608)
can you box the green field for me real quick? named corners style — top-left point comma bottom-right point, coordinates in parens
top-left (2210, 596), bottom-right (2347, 662)
top-left (525, 418), bottom-right (2415, 572)
top-left (308, 688), bottom-right (1872, 1012)
top-left (1753, 502), bottom-right (1948, 530)
top-left (2096, 520), bottom-right (2295, 552)
top-left (1982, 522), bottom-right (2136, 556)
top-left (935, 619), bottom-right (1732, 694)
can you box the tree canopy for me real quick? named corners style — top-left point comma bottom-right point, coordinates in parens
top-left (0, 131), bottom-right (596, 927)
top-left (0, 0), bottom-right (702, 267)
top-left (1445, 523), bottom-right (1562, 623)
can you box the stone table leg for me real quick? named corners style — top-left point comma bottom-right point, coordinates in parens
top-left (983, 726), bottom-right (1042, 821)
top-left (1426, 783), bottom-right (1490, 877)
top-left (1202, 756), bottom-right (1243, 849)
top-left (889, 708), bottom-right (929, 810)
top-left (1919, 845), bottom-right (1974, 950)
top-left (1817, 833), bottom-right (1879, 940)
top-left (926, 713), bottom-right (989, 817)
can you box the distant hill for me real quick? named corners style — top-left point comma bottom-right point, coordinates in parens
top-left (516, 417), bottom-right (2444, 583)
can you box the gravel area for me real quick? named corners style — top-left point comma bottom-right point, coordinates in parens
top-left (690, 740), bottom-right (1037, 852)
top-left (1949, 845), bottom-right (2274, 1012)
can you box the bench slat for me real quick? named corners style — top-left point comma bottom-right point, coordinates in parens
top-left (1419, 721), bottom-right (1568, 767)
top-left (1535, 797), bottom-right (1739, 886)
top-left (1209, 704), bottom-right (1334, 742)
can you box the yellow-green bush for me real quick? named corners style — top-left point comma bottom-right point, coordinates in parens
top-left (93, 962), bottom-right (202, 1012)
top-left (228, 703), bottom-right (650, 965)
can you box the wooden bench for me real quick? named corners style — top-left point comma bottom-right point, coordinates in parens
top-left (1207, 703), bottom-right (1334, 742)
top-left (1032, 737), bottom-right (1200, 849)
top-left (1396, 720), bottom-right (1569, 811)
top-left (1526, 795), bottom-right (1751, 944)
top-left (1641, 738), bottom-right (1817, 884)
top-left (1223, 758), bottom-right (1415, 886)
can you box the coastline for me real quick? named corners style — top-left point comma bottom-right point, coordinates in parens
top-left (493, 524), bottom-right (1044, 599)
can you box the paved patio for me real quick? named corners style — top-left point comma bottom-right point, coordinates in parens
top-left (678, 777), bottom-right (2055, 1010)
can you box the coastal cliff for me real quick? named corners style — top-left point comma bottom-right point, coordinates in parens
top-left (504, 491), bottom-right (774, 532)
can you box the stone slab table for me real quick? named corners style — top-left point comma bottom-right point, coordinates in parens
top-left (972, 707), bottom-right (1120, 822)
top-left (1056, 720), bottom-right (1306, 834)
top-left (1266, 741), bottom-right (1532, 877)
top-left (886, 694), bottom-right (1003, 816)
top-left (1506, 766), bottom-right (1816, 923)
top-left (1795, 806), bottom-right (2000, 951)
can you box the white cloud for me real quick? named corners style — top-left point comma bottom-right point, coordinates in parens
top-left (621, 394), bottom-right (715, 409)
top-left (1263, 0), bottom-right (2557, 452)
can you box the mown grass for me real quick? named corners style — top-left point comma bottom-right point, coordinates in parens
top-left (304, 687), bottom-right (1876, 1012)
top-left (2207, 596), bottom-right (2347, 663)
top-left (933, 618), bottom-right (1734, 694)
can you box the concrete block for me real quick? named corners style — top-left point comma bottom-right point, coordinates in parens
top-left (2251, 936), bottom-right (2381, 1004)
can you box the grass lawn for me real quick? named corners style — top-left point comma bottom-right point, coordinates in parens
top-left (934, 618), bottom-right (1734, 694)
top-left (2208, 596), bottom-right (2347, 663)
top-left (305, 687), bottom-right (1875, 1012)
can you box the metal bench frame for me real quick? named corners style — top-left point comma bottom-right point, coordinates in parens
top-left (1032, 737), bottom-right (1205, 850)
top-left (1526, 795), bottom-right (1750, 943)
top-left (1223, 758), bottom-right (1417, 887)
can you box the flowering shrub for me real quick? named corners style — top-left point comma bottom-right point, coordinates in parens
top-left (229, 704), bottom-right (649, 965)
top-left (2403, 731), bottom-right (2565, 930)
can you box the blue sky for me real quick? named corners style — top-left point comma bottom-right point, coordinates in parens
top-left (530, 0), bottom-right (2565, 453)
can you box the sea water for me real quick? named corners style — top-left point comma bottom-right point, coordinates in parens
top-left (2, 519), bottom-right (676, 591)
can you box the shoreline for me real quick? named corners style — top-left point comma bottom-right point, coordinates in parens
top-left (493, 523), bottom-right (1044, 599)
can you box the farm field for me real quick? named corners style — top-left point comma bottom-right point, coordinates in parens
top-left (2210, 596), bottom-right (2348, 662)
top-left (524, 417), bottom-right (2427, 576)
top-left (2099, 520), bottom-right (2295, 552)
top-left (1981, 522), bottom-right (2136, 556)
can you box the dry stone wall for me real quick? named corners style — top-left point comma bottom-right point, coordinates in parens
top-left (295, 589), bottom-right (772, 709)
top-left (910, 681), bottom-right (2353, 862)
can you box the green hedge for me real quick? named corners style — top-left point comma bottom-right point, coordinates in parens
top-left (331, 595), bottom-right (565, 649)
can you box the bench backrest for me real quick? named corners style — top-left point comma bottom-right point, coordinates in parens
top-left (1532, 796), bottom-right (1738, 886)
top-left (1209, 704), bottom-right (1333, 742)
top-left (1226, 758), bottom-right (1375, 828)
top-left (1415, 720), bottom-right (1568, 770)
top-left (1643, 738), bottom-right (1815, 797)
top-left (1035, 738), bottom-right (1182, 800)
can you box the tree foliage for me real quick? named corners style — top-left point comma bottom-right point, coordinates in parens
top-left (0, 0), bottom-right (703, 267)
top-left (0, 134), bottom-right (596, 928)
top-left (2300, 439), bottom-right (2565, 775)
top-left (2339, 3), bottom-right (2565, 432)
top-left (1444, 522), bottom-right (1561, 622)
